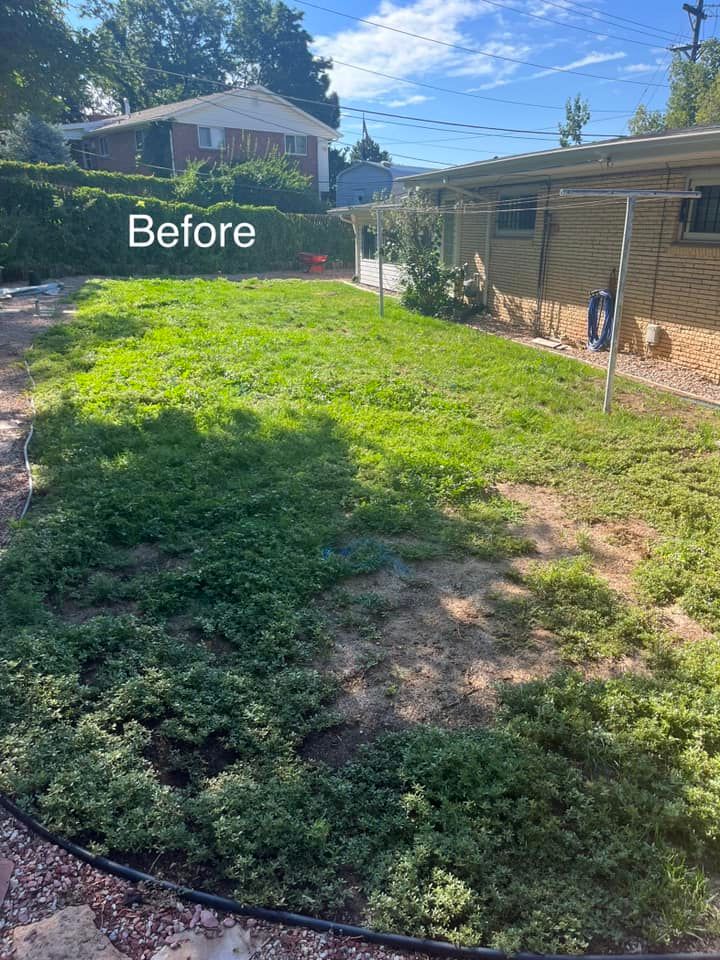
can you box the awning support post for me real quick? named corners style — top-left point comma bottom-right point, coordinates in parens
top-left (376, 206), bottom-right (384, 318)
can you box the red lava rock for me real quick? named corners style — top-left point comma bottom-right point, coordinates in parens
top-left (0, 806), bottom-right (429, 960)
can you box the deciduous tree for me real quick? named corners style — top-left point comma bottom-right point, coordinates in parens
top-left (227, 0), bottom-right (339, 127)
top-left (558, 94), bottom-right (590, 147)
top-left (0, 0), bottom-right (89, 120)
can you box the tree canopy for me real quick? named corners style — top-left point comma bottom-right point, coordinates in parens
top-left (0, 0), bottom-right (90, 120)
top-left (227, 0), bottom-right (339, 127)
top-left (89, 0), bottom-right (229, 110)
top-left (558, 94), bottom-right (590, 147)
top-left (85, 0), bottom-right (339, 125)
top-left (350, 123), bottom-right (391, 162)
top-left (628, 40), bottom-right (720, 134)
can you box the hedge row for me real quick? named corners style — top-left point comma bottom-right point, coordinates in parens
top-left (0, 160), bottom-right (177, 200)
top-left (0, 160), bottom-right (325, 212)
top-left (0, 178), bottom-right (354, 279)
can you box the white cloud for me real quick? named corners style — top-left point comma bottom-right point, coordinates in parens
top-left (621, 62), bottom-right (657, 74)
top-left (529, 49), bottom-right (626, 79)
top-left (386, 94), bottom-right (431, 106)
top-left (314, 0), bottom-right (511, 101)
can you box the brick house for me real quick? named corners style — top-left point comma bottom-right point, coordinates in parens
top-left (61, 86), bottom-right (339, 197)
top-left (340, 126), bottom-right (720, 381)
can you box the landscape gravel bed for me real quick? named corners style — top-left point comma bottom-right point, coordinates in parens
top-left (466, 316), bottom-right (720, 405)
top-left (0, 807), bottom-right (425, 960)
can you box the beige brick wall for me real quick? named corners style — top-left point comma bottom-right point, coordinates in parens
top-left (455, 165), bottom-right (720, 382)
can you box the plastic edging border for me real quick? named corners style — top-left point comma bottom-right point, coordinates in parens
top-left (2, 795), bottom-right (720, 960)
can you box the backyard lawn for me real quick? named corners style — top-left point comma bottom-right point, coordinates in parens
top-left (4, 277), bottom-right (720, 953)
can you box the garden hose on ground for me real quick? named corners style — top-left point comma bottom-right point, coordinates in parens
top-left (587, 290), bottom-right (614, 352)
top-left (19, 359), bottom-right (36, 520)
top-left (2, 796), bottom-right (720, 960)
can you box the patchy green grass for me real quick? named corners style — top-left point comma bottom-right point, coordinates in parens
top-left (523, 557), bottom-right (659, 661)
top-left (3, 278), bottom-right (720, 952)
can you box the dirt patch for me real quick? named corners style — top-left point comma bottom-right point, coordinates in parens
top-left (310, 483), bottom-right (707, 766)
top-left (500, 482), bottom-right (711, 641)
top-left (498, 482), bottom-right (654, 596)
top-left (310, 556), bottom-right (563, 758)
top-left (0, 280), bottom-right (87, 546)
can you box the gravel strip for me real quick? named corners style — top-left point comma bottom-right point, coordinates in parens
top-left (0, 280), bottom-right (86, 546)
top-left (465, 316), bottom-right (720, 405)
top-left (0, 808), bottom-right (427, 960)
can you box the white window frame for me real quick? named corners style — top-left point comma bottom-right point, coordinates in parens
top-left (682, 172), bottom-right (720, 243)
top-left (285, 134), bottom-right (308, 156)
top-left (97, 136), bottom-right (109, 157)
top-left (495, 189), bottom-right (537, 237)
top-left (197, 125), bottom-right (225, 150)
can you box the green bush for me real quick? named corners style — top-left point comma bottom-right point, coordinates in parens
top-left (172, 156), bottom-right (324, 213)
top-left (0, 178), bottom-right (353, 278)
top-left (0, 158), bottom-right (324, 212)
top-left (0, 160), bottom-right (176, 199)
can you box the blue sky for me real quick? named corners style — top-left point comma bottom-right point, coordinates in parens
top-left (296, 0), bottom-right (706, 167)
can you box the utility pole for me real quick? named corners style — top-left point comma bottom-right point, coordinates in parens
top-left (669, 0), bottom-right (708, 61)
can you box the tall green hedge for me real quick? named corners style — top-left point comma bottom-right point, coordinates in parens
top-left (0, 178), bottom-right (353, 279)
top-left (0, 160), bottom-right (325, 212)
top-left (0, 161), bottom-right (177, 199)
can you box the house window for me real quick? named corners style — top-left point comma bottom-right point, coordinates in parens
top-left (684, 181), bottom-right (720, 241)
top-left (97, 136), bottom-right (109, 157)
top-left (496, 194), bottom-right (536, 234)
top-left (135, 130), bottom-right (145, 151)
top-left (285, 134), bottom-right (307, 156)
top-left (361, 225), bottom-right (377, 259)
top-left (198, 126), bottom-right (225, 149)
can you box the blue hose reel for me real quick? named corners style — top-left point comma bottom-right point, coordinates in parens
top-left (587, 289), bottom-right (614, 352)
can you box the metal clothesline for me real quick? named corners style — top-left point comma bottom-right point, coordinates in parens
top-left (372, 188), bottom-right (702, 414)
top-left (559, 188), bottom-right (700, 413)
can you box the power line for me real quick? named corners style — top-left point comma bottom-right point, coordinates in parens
top-left (293, 0), bottom-right (670, 87)
top-left (330, 59), bottom-right (624, 114)
top-left (69, 0), bottom-right (644, 118)
top-left (474, 0), bottom-right (671, 49)
top-left (339, 103), bottom-right (628, 138)
top-left (530, 0), bottom-right (682, 42)
top-left (101, 53), bottom-right (629, 139)
top-left (90, 55), bottom-right (631, 145)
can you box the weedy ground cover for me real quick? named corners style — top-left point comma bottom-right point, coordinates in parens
top-left (3, 278), bottom-right (720, 952)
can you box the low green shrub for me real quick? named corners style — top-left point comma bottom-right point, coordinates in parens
top-left (524, 556), bottom-right (658, 660)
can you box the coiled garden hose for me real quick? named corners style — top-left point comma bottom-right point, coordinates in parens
top-left (587, 290), bottom-right (614, 352)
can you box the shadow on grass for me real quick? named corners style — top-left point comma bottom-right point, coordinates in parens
top-left (0, 290), bottom-right (717, 953)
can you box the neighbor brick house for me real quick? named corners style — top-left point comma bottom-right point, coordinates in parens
top-left (338, 126), bottom-right (720, 382)
top-left (61, 86), bottom-right (339, 197)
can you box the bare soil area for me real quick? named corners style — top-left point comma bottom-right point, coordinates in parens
top-left (308, 482), bottom-right (707, 766)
